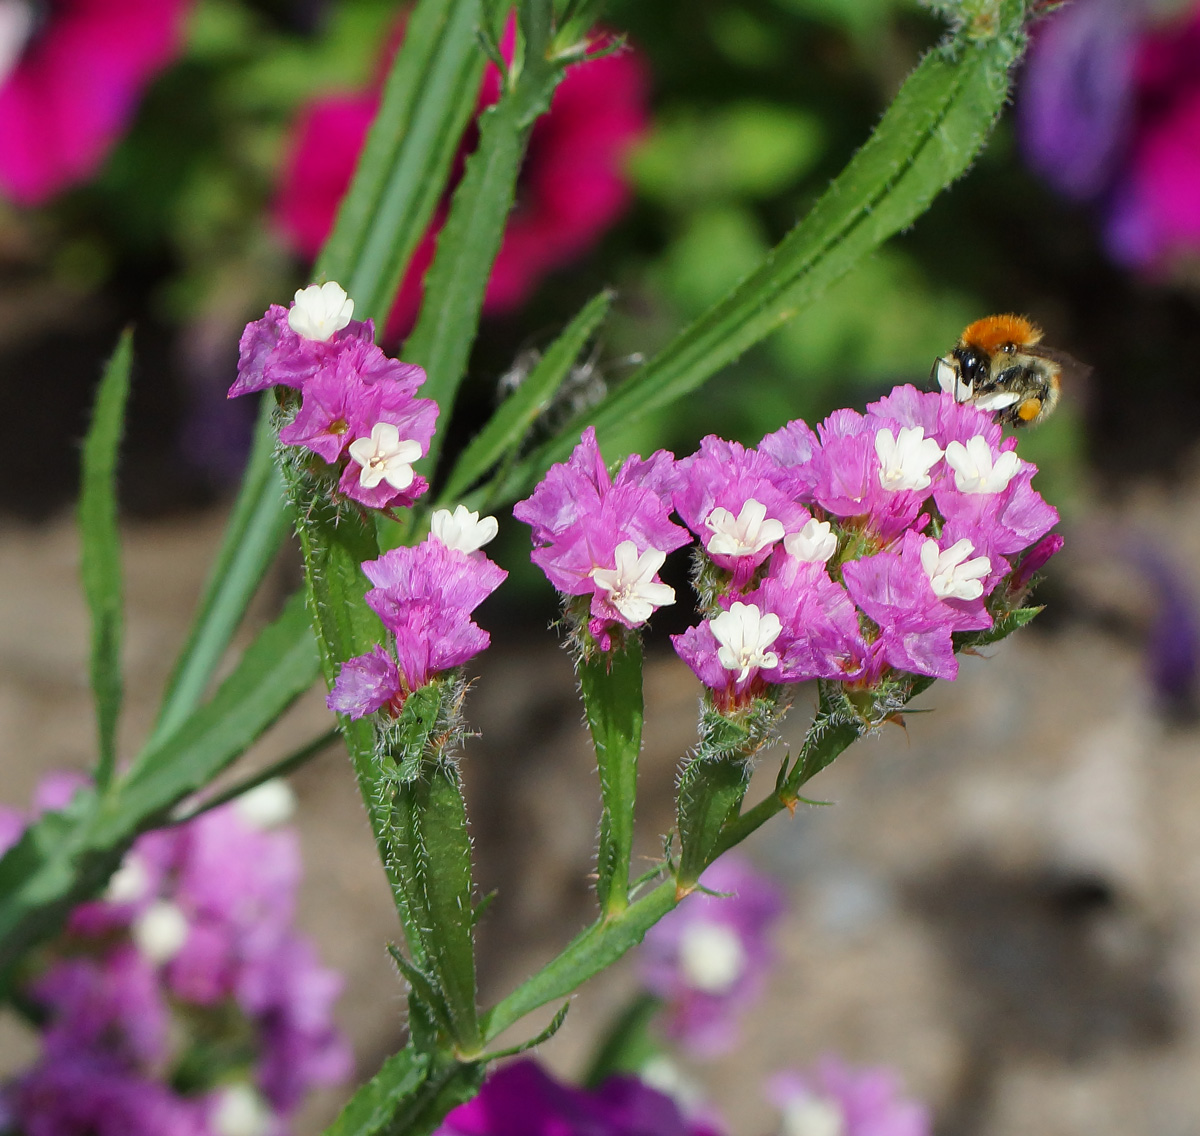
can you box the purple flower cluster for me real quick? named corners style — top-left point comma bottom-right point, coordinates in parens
top-left (434, 1059), bottom-right (721, 1136)
top-left (519, 385), bottom-right (1058, 707)
top-left (514, 427), bottom-right (691, 651)
top-left (638, 854), bottom-right (783, 1057)
top-left (1, 775), bottom-right (351, 1136)
top-left (229, 282), bottom-right (438, 511)
top-left (327, 512), bottom-right (507, 719)
top-left (768, 1058), bottom-right (931, 1136)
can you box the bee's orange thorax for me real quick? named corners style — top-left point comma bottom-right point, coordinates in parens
top-left (960, 314), bottom-right (1042, 353)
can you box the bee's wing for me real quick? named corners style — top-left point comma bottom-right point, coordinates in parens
top-left (1025, 344), bottom-right (1092, 386)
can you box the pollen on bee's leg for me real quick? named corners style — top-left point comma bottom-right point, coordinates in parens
top-left (1017, 397), bottom-right (1043, 422)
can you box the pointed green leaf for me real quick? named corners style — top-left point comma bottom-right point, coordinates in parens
top-left (149, 401), bottom-right (291, 749)
top-left (436, 290), bottom-right (613, 505)
top-left (322, 1046), bottom-right (432, 1136)
top-left (405, 29), bottom-right (568, 476)
top-left (490, 3), bottom-right (1029, 500)
top-left (963, 604), bottom-right (1042, 648)
top-left (481, 1000), bottom-right (569, 1060)
top-left (583, 994), bottom-right (660, 1087)
top-left (79, 329), bottom-right (132, 789)
top-left (316, 0), bottom-right (489, 327)
top-left (579, 637), bottom-right (643, 916)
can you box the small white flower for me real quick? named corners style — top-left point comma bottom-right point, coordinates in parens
top-left (590, 541), bottom-right (675, 624)
top-left (132, 900), bottom-right (189, 965)
top-left (780, 1093), bottom-right (846, 1136)
top-left (704, 499), bottom-right (785, 558)
top-left (211, 1084), bottom-right (274, 1136)
top-left (287, 281), bottom-right (354, 341)
top-left (920, 537), bottom-right (991, 601)
top-left (874, 426), bottom-right (944, 492)
top-left (105, 854), bottom-right (150, 905)
top-left (784, 518), bottom-right (838, 564)
top-left (348, 423), bottom-right (422, 490)
top-left (430, 505), bottom-right (499, 554)
top-left (710, 602), bottom-right (782, 682)
top-left (677, 920), bottom-right (746, 993)
top-left (235, 778), bottom-right (296, 829)
top-left (945, 435), bottom-right (1022, 494)
top-left (0, 1), bottom-right (35, 89)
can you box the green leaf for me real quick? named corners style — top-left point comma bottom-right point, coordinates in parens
top-left (963, 604), bottom-right (1042, 648)
top-left (582, 993), bottom-right (660, 1087)
top-left (390, 763), bottom-right (481, 1051)
top-left (322, 1046), bottom-right (432, 1136)
top-left (148, 400), bottom-right (291, 749)
top-left (392, 685), bottom-right (444, 784)
top-left (675, 754), bottom-right (750, 892)
top-left (579, 636), bottom-right (644, 916)
top-left (481, 1000), bottom-right (569, 1060)
top-left (78, 329), bottom-right (132, 789)
top-left (404, 26), bottom-right (567, 477)
top-left (110, 592), bottom-right (320, 834)
top-left (436, 290), bottom-right (613, 505)
top-left (491, 3), bottom-right (1029, 499)
top-left (315, 0), bottom-right (489, 328)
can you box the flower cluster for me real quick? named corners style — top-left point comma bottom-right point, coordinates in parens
top-left (229, 282), bottom-right (438, 511)
top-left (768, 1059), bottom-right (931, 1136)
top-left (638, 854), bottom-right (783, 1057)
top-left (1019, 0), bottom-right (1200, 269)
top-left (519, 385), bottom-right (1059, 710)
top-left (327, 507), bottom-right (507, 720)
top-left (514, 427), bottom-right (690, 652)
top-left (0, 774), bottom-right (350, 1136)
top-left (275, 20), bottom-right (649, 335)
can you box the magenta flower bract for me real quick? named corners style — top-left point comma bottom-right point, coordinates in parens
top-left (329, 538), bottom-right (508, 717)
top-left (0, 0), bottom-right (194, 204)
top-left (275, 25), bottom-right (649, 333)
top-left (638, 854), bottom-right (784, 1057)
top-left (515, 427), bottom-right (689, 645)
top-left (843, 530), bottom-right (992, 682)
top-left (435, 1059), bottom-right (723, 1136)
top-left (767, 1057), bottom-right (931, 1136)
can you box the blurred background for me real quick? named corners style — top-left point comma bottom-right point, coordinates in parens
top-left (4, 0), bottom-right (1200, 1132)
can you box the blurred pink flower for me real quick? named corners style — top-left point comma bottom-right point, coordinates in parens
top-left (0, 0), bottom-right (193, 204)
top-left (275, 25), bottom-right (649, 334)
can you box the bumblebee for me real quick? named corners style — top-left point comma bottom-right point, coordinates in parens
top-left (931, 314), bottom-right (1074, 427)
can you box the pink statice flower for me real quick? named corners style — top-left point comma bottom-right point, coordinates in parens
top-left (230, 282), bottom-right (439, 513)
top-left (767, 1058), bottom-right (930, 1136)
top-left (328, 534), bottom-right (507, 718)
top-left (639, 854), bottom-right (784, 1058)
top-left (515, 427), bottom-right (690, 648)
top-left (0, 0), bottom-right (194, 204)
top-left (275, 21), bottom-right (649, 334)
top-left (670, 383), bottom-right (1058, 706)
top-left (843, 530), bottom-right (992, 682)
top-left (673, 437), bottom-right (812, 591)
top-left (1, 774), bottom-right (350, 1134)
top-left (435, 1058), bottom-right (723, 1136)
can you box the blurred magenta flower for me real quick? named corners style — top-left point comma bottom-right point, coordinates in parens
top-left (1, 774), bottom-right (351, 1135)
top-left (0, 0), bottom-right (193, 204)
top-left (1019, 0), bottom-right (1200, 269)
top-left (768, 1058), bottom-right (930, 1136)
top-left (638, 854), bottom-right (784, 1057)
top-left (434, 1059), bottom-right (723, 1136)
top-left (275, 23), bottom-right (649, 334)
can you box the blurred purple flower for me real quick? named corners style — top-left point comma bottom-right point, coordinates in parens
top-left (767, 1057), bottom-right (930, 1136)
top-left (1019, 0), bottom-right (1200, 269)
top-left (639, 854), bottom-right (784, 1057)
top-left (0, 0), bottom-right (193, 204)
top-left (434, 1059), bottom-right (723, 1136)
